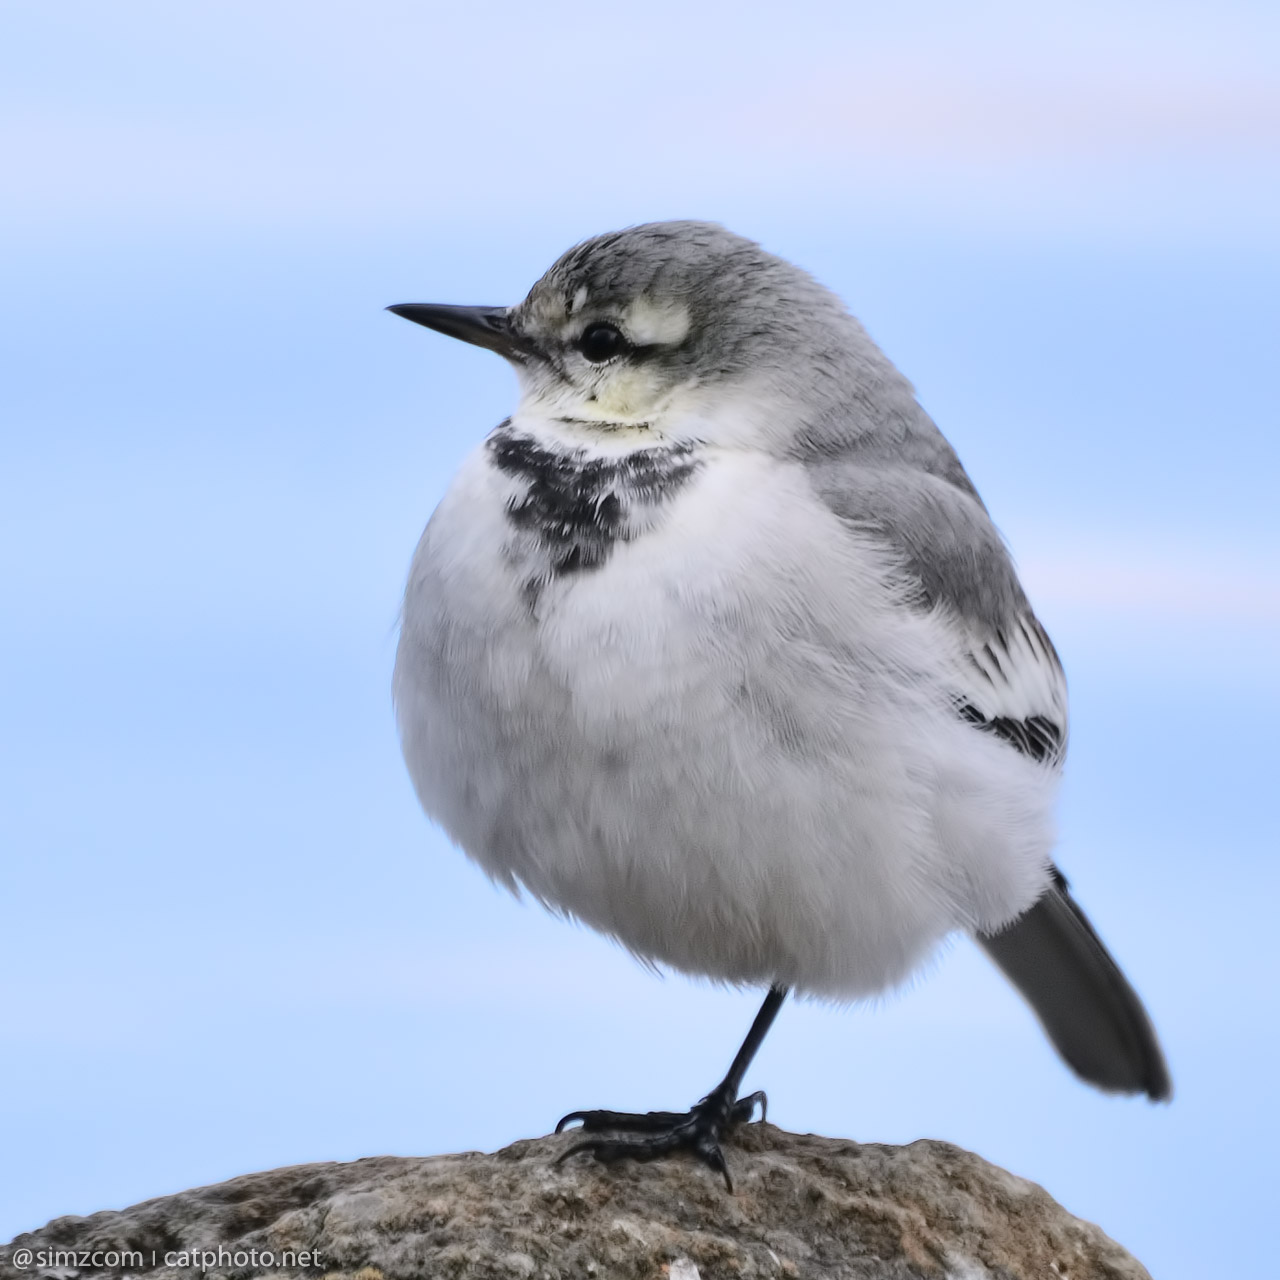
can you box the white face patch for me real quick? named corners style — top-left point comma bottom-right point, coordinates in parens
top-left (513, 286), bottom-right (695, 435)
top-left (624, 297), bottom-right (690, 347)
top-left (589, 364), bottom-right (667, 420)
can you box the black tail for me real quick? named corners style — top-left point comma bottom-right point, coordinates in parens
top-left (977, 867), bottom-right (1172, 1100)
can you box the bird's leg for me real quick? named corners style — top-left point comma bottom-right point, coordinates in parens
top-left (554, 985), bottom-right (788, 1192)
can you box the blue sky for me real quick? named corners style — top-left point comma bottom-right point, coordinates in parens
top-left (2, 4), bottom-right (1277, 1277)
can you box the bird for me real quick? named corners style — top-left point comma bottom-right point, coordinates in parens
top-left (387, 221), bottom-right (1171, 1190)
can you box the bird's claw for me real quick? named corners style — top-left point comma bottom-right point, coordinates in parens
top-left (554, 1087), bottom-right (768, 1192)
top-left (555, 1107), bottom-right (698, 1135)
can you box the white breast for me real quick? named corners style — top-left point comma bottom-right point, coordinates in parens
top-left (394, 433), bottom-right (1058, 999)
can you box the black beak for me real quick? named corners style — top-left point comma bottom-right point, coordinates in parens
top-left (386, 303), bottom-right (529, 361)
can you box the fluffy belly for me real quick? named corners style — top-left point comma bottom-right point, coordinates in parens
top-left (395, 450), bottom-right (1056, 998)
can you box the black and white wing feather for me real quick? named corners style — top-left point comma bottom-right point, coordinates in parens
top-left (805, 458), bottom-right (1066, 766)
top-left (952, 612), bottom-right (1067, 767)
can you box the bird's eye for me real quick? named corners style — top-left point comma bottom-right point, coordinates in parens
top-left (578, 322), bottom-right (628, 363)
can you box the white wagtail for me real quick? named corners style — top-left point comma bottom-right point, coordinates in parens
top-left (388, 222), bottom-right (1170, 1189)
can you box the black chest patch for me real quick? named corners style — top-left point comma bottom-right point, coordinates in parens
top-left (487, 423), bottom-right (701, 588)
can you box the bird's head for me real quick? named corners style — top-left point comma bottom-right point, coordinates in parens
top-left (389, 221), bottom-right (877, 448)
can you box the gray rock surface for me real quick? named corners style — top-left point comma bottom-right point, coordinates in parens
top-left (2, 1126), bottom-right (1150, 1279)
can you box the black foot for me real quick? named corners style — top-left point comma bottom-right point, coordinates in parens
top-left (554, 1085), bottom-right (767, 1192)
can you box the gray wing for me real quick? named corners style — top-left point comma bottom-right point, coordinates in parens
top-left (805, 454), bottom-right (1068, 767)
top-left (806, 444), bottom-right (1171, 1098)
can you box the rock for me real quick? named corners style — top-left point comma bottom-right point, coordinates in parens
top-left (2, 1126), bottom-right (1150, 1280)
